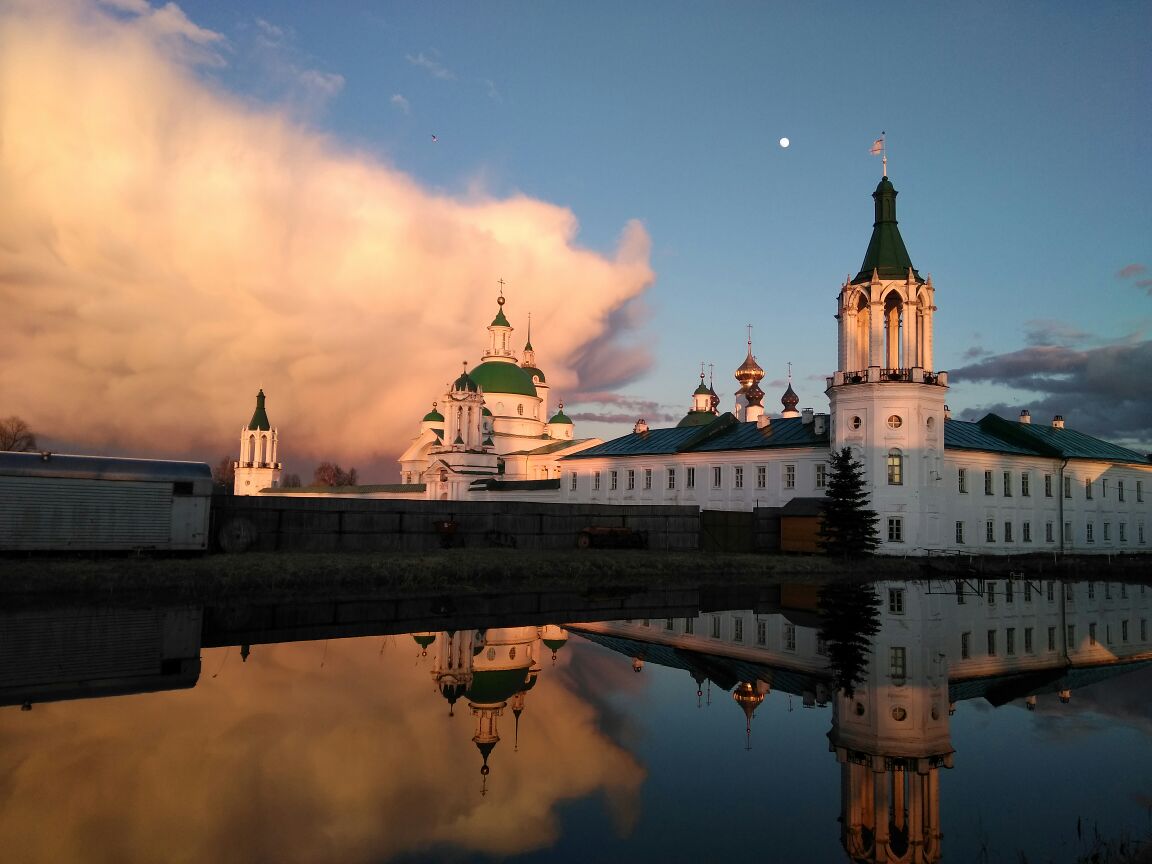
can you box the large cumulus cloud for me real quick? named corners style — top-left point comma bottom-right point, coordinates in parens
top-left (0, 1), bottom-right (654, 473)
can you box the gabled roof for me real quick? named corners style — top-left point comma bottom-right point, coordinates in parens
top-left (503, 438), bottom-right (596, 457)
top-left (944, 415), bottom-right (1149, 464)
top-left (562, 413), bottom-right (830, 459)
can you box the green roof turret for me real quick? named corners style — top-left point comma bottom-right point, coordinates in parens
top-left (247, 390), bottom-right (271, 431)
top-left (453, 365), bottom-right (480, 393)
top-left (548, 402), bottom-right (573, 425)
top-left (852, 176), bottom-right (922, 285)
top-left (423, 402), bottom-right (445, 423)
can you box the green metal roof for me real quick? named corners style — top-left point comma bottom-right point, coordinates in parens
top-left (423, 408), bottom-right (444, 423)
top-left (247, 390), bottom-right (271, 430)
top-left (677, 410), bottom-right (716, 428)
top-left (851, 177), bottom-right (923, 285)
top-left (465, 667), bottom-right (534, 703)
top-left (470, 360), bottom-right (538, 397)
top-left (490, 307), bottom-right (511, 328)
top-left (469, 478), bottom-right (563, 492)
top-left (503, 438), bottom-right (594, 457)
top-left (453, 369), bottom-right (479, 393)
top-left (548, 408), bottom-right (572, 424)
top-left (943, 415), bottom-right (1149, 463)
top-left (522, 365), bottom-right (546, 383)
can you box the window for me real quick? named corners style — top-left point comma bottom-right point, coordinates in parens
top-left (987, 630), bottom-right (997, 656)
top-left (961, 632), bottom-right (971, 659)
top-left (1003, 471), bottom-right (1012, 496)
top-left (956, 521), bottom-right (965, 544)
top-left (1138, 480), bottom-right (1144, 503)
top-left (711, 616), bottom-right (721, 638)
top-left (756, 620), bottom-right (766, 646)
top-left (784, 623), bottom-right (796, 651)
top-left (890, 646), bottom-right (907, 681)
top-left (1021, 472), bottom-right (1030, 497)
top-left (517, 404), bottom-right (523, 416)
top-left (570, 472), bottom-right (578, 491)
top-left (1044, 474), bottom-right (1053, 497)
top-left (1103, 479), bottom-right (1109, 498)
top-left (888, 517), bottom-right (904, 543)
top-left (1024, 627), bottom-right (1034, 653)
top-left (610, 470), bottom-right (618, 491)
top-left (1023, 521), bottom-right (1032, 542)
top-left (1046, 625), bottom-right (1056, 651)
top-left (1085, 478), bottom-right (1093, 499)
top-left (733, 617), bottom-right (743, 642)
top-left (850, 415), bottom-right (862, 429)
top-left (1064, 521), bottom-right (1072, 543)
top-left (757, 465), bottom-right (767, 489)
top-left (1086, 522), bottom-right (1095, 543)
top-left (627, 469), bottom-right (635, 490)
top-left (1105, 583), bottom-right (1111, 599)
top-left (1047, 582), bottom-right (1055, 602)
top-left (734, 466), bottom-right (744, 489)
top-left (1119, 522), bottom-right (1126, 542)
top-left (888, 588), bottom-right (905, 614)
top-left (1046, 521), bottom-right (1054, 543)
top-left (887, 414), bottom-right (903, 429)
top-left (815, 463), bottom-right (827, 489)
top-left (958, 468), bottom-right (968, 493)
top-left (687, 467), bottom-right (695, 489)
top-left (816, 635), bottom-right (828, 656)
top-left (986, 520), bottom-right (995, 543)
top-left (1119, 481), bottom-right (1125, 502)
top-left (1004, 521), bottom-right (1013, 543)
top-left (593, 472), bottom-right (600, 491)
top-left (1103, 522), bottom-right (1111, 541)
top-left (1066, 624), bottom-right (1076, 649)
top-left (785, 464), bottom-right (796, 489)
top-left (685, 618), bottom-right (695, 635)
top-left (1088, 582), bottom-right (1096, 599)
top-left (1005, 581), bottom-right (1014, 603)
top-left (1006, 628), bottom-right (1016, 655)
top-left (1025, 581), bottom-right (1033, 601)
top-left (987, 582), bottom-right (996, 604)
top-left (1064, 476), bottom-right (1072, 498)
top-left (644, 468), bottom-right (652, 490)
top-left (887, 449), bottom-right (903, 485)
top-left (712, 466), bottom-right (722, 488)
top-left (985, 470), bottom-right (994, 495)
top-left (667, 468), bottom-right (676, 490)
top-left (1122, 620), bottom-right (1129, 642)
top-left (1140, 523), bottom-right (1146, 544)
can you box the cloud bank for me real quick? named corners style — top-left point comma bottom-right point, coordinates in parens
top-left (0, 1), bottom-right (654, 475)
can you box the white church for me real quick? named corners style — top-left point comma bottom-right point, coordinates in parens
top-left (234, 171), bottom-right (1152, 556)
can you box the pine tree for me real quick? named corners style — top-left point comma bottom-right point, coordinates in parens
top-left (817, 447), bottom-right (880, 557)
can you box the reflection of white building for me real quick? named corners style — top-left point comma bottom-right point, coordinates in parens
top-left (422, 625), bottom-right (567, 794)
top-left (571, 578), bottom-right (1152, 863)
top-left (559, 175), bottom-right (1152, 554)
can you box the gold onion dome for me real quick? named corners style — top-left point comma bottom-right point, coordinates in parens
top-left (735, 348), bottom-right (765, 386)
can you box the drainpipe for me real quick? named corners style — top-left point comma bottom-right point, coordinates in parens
top-left (1057, 458), bottom-right (1069, 554)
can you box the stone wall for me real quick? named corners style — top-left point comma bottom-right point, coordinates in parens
top-left (210, 494), bottom-right (702, 553)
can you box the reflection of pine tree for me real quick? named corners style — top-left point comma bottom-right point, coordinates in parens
top-left (817, 448), bottom-right (880, 557)
top-left (818, 581), bottom-right (881, 697)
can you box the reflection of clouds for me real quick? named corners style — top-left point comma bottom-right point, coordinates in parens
top-left (1027, 666), bottom-right (1152, 743)
top-left (0, 636), bottom-right (644, 863)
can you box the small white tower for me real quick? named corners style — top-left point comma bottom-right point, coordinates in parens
top-left (234, 389), bottom-right (281, 495)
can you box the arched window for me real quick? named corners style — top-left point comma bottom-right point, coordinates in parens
top-left (883, 292), bottom-right (904, 368)
top-left (887, 448), bottom-right (903, 485)
top-left (247, 434), bottom-right (255, 463)
top-left (517, 404), bottom-right (524, 416)
top-left (259, 434), bottom-right (267, 465)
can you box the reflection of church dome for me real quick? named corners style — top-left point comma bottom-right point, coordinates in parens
top-left (412, 632), bottom-right (436, 656)
top-left (470, 361), bottom-right (538, 397)
top-left (466, 667), bottom-right (536, 704)
top-left (439, 677), bottom-right (468, 709)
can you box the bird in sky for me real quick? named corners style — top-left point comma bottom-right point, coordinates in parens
top-left (431, 134), bottom-right (438, 142)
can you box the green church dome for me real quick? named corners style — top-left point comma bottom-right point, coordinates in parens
top-left (423, 407), bottom-right (444, 423)
top-left (470, 361), bottom-right (538, 397)
top-left (465, 667), bottom-right (534, 704)
top-left (522, 365), bottom-right (546, 383)
top-left (548, 408), bottom-right (572, 425)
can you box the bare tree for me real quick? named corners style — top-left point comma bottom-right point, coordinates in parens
top-left (0, 416), bottom-right (37, 452)
top-left (313, 462), bottom-right (358, 487)
top-left (281, 473), bottom-right (302, 488)
top-left (212, 456), bottom-right (235, 491)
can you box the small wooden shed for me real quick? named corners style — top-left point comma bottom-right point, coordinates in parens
top-left (779, 496), bottom-right (826, 553)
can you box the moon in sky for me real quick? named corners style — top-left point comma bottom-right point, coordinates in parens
top-left (779, 137), bottom-right (790, 148)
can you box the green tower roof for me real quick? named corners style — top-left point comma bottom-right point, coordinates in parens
top-left (491, 307), bottom-right (511, 328)
top-left (423, 407), bottom-right (444, 423)
top-left (852, 176), bottom-right (922, 285)
top-left (548, 408), bottom-right (572, 424)
top-left (453, 369), bottom-right (479, 393)
top-left (247, 390), bottom-right (271, 431)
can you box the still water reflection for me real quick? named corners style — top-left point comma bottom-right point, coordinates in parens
top-left (2, 577), bottom-right (1150, 863)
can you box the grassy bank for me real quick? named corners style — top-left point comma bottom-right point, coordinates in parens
top-left (3, 548), bottom-right (1150, 606)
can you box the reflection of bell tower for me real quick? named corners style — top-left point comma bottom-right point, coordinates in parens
top-left (828, 582), bottom-right (953, 863)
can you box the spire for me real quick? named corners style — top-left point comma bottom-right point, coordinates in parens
top-left (247, 389), bottom-right (271, 431)
top-left (852, 174), bottom-right (922, 285)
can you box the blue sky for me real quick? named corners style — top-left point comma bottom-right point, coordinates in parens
top-left (194, 0), bottom-right (1152, 441)
top-left (3, 1), bottom-right (1149, 473)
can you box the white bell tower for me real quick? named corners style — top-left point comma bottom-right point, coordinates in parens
top-left (234, 389), bottom-right (282, 495)
top-left (826, 174), bottom-right (948, 552)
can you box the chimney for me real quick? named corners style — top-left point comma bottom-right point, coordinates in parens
top-left (746, 404), bottom-right (764, 423)
top-left (1019, 410), bottom-right (1031, 424)
top-left (813, 414), bottom-right (827, 436)
top-left (944, 404), bottom-right (952, 420)
top-left (801, 407), bottom-right (814, 425)
top-left (1052, 415), bottom-right (1065, 429)
top-left (633, 418), bottom-right (649, 435)
top-left (757, 414), bottom-right (772, 430)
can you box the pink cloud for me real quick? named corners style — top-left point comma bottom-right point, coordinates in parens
top-left (0, 2), bottom-right (654, 476)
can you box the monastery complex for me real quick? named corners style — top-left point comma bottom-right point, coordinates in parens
top-left (234, 173), bottom-right (1152, 556)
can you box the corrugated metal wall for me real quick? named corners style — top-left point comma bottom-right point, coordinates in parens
top-left (0, 477), bottom-right (173, 549)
